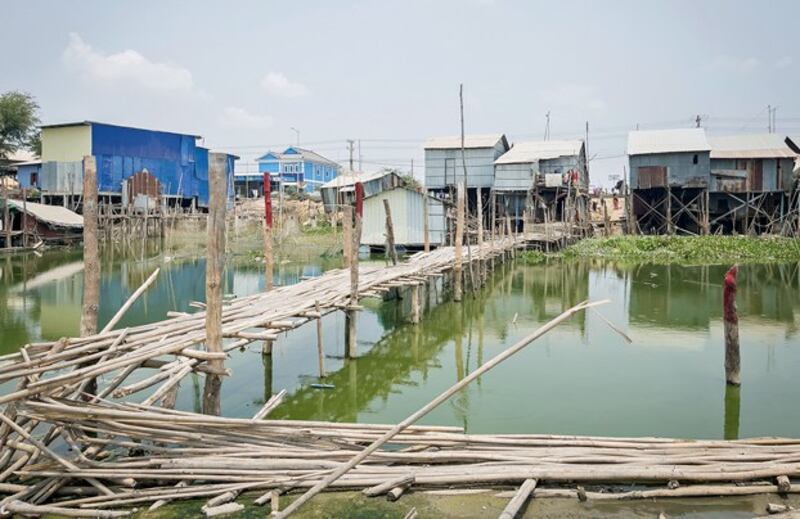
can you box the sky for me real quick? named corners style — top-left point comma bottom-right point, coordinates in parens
top-left (2, 0), bottom-right (798, 186)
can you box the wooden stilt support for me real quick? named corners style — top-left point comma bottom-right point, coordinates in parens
top-left (454, 182), bottom-right (464, 302)
top-left (423, 192), bottom-right (430, 253)
top-left (263, 173), bottom-right (273, 291)
top-left (342, 203), bottom-right (352, 269)
top-left (202, 154), bottom-right (227, 416)
top-left (383, 198), bottom-right (398, 265)
top-left (346, 183), bottom-right (364, 358)
top-left (499, 478), bottom-right (537, 519)
top-left (723, 265), bottom-right (740, 386)
top-left (21, 189), bottom-right (27, 248)
top-left (315, 301), bottom-right (325, 378)
top-left (410, 284), bottom-right (421, 324)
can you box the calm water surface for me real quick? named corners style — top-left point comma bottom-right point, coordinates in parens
top-left (2, 247), bottom-right (799, 440)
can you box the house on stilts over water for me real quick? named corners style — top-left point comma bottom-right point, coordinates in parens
top-left (628, 128), bottom-right (800, 235)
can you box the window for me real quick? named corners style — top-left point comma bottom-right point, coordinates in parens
top-left (692, 154), bottom-right (698, 165)
top-left (30, 172), bottom-right (38, 186)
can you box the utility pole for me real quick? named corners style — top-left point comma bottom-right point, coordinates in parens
top-left (459, 83), bottom-right (469, 222)
top-left (695, 115), bottom-right (702, 128)
top-left (768, 105), bottom-right (772, 133)
top-left (347, 140), bottom-right (355, 171)
top-left (290, 127), bottom-right (300, 147)
top-left (411, 158), bottom-right (414, 177)
top-left (358, 139), bottom-right (362, 171)
top-left (544, 111), bottom-right (551, 141)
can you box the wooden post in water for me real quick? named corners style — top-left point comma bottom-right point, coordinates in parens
top-left (454, 182), bottom-right (464, 302)
top-left (80, 156), bottom-right (100, 338)
top-left (723, 265), bottom-right (740, 386)
top-left (410, 283), bottom-right (421, 324)
top-left (315, 301), bottom-right (325, 378)
top-left (346, 182), bottom-right (363, 358)
top-left (21, 189), bottom-right (27, 248)
top-left (263, 173), bottom-right (273, 291)
top-left (383, 198), bottom-right (398, 265)
top-left (476, 187), bottom-right (484, 285)
top-left (603, 200), bottom-right (610, 237)
top-left (203, 154), bottom-right (227, 416)
top-left (423, 192), bottom-right (430, 253)
top-left (2, 181), bottom-right (9, 249)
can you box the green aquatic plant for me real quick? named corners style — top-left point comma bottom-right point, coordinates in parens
top-left (562, 235), bottom-right (800, 265)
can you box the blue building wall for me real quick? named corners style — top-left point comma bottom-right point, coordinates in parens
top-left (16, 163), bottom-right (41, 189)
top-left (90, 123), bottom-right (200, 199)
top-left (195, 147), bottom-right (209, 206)
top-left (629, 151), bottom-right (711, 189)
top-left (257, 147), bottom-right (339, 193)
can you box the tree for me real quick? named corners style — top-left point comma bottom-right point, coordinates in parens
top-left (0, 91), bottom-right (41, 165)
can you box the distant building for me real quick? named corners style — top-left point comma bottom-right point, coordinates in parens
top-left (256, 147), bottom-right (340, 194)
top-left (627, 128), bottom-right (800, 234)
top-left (360, 186), bottom-right (446, 250)
top-left (38, 121), bottom-right (236, 211)
top-left (2, 150), bottom-right (40, 188)
top-left (494, 140), bottom-right (588, 230)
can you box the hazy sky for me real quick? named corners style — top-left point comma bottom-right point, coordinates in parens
top-left (2, 0), bottom-right (798, 185)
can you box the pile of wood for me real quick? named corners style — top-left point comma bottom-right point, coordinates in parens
top-left (1, 397), bottom-right (799, 516)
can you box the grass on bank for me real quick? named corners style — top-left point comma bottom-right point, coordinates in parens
top-left (555, 235), bottom-right (800, 264)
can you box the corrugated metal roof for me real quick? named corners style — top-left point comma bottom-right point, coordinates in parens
top-left (495, 140), bottom-right (584, 165)
top-left (6, 199), bottom-right (83, 228)
top-left (40, 121), bottom-right (202, 139)
top-left (708, 134), bottom-right (798, 159)
top-left (6, 150), bottom-right (38, 163)
top-left (320, 170), bottom-right (397, 190)
top-left (424, 134), bottom-right (507, 150)
top-left (627, 128), bottom-right (711, 156)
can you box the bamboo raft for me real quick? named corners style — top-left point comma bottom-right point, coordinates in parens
top-left (0, 237), bottom-right (797, 517)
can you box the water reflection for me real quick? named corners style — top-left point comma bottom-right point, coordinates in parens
top-left (2, 248), bottom-right (800, 439)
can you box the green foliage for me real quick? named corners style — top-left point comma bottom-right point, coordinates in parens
top-left (0, 91), bottom-right (40, 163)
top-left (563, 235), bottom-right (800, 265)
top-left (519, 250), bottom-right (548, 264)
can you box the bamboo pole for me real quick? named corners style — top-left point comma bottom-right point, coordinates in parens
top-left (453, 182), bottom-right (464, 302)
top-left (2, 181), bottom-right (9, 249)
top-left (315, 301), bottom-right (325, 378)
top-left (724, 265), bottom-right (740, 386)
top-left (21, 188), bottom-right (27, 248)
top-left (347, 183), bottom-right (364, 358)
top-left (263, 173), bottom-right (273, 290)
top-left (383, 198), bottom-right (398, 265)
top-left (101, 268), bottom-right (160, 334)
top-left (203, 154), bottom-right (227, 416)
top-left (274, 299), bottom-right (608, 518)
top-left (342, 204), bottom-right (352, 269)
top-left (498, 478), bottom-right (537, 519)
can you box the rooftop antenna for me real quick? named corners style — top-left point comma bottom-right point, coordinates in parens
top-left (695, 115), bottom-right (702, 128)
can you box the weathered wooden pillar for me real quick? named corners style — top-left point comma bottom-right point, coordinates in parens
top-left (723, 265), bottom-right (740, 386)
top-left (704, 188), bottom-right (710, 235)
top-left (454, 182), bottom-right (464, 302)
top-left (315, 301), bottom-right (326, 378)
top-left (603, 200), bottom-right (610, 237)
top-left (203, 154), bottom-right (227, 416)
top-left (666, 187), bottom-right (673, 235)
top-left (346, 182), bottom-right (364, 358)
top-left (476, 187), bottom-right (485, 285)
top-left (342, 199), bottom-right (352, 268)
top-left (263, 173), bottom-right (274, 290)
top-left (80, 156), bottom-right (100, 337)
top-left (423, 193), bottom-right (430, 253)
top-left (383, 198), bottom-right (398, 265)
top-left (410, 284), bottom-right (421, 324)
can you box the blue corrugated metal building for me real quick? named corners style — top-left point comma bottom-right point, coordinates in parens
top-left (37, 121), bottom-right (237, 209)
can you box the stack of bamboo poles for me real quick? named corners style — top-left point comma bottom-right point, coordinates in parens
top-left (1, 398), bottom-right (799, 516)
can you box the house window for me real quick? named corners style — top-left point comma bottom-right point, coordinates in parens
top-left (692, 154), bottom-right (698, 165)
top-left (30, 172), bottom-right (38, 186)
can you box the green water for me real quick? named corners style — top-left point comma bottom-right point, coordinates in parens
top-left (2, 248), bottom-right (800, 440)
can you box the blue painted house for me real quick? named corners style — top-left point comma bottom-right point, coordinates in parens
top-left (38, 121), bottom-right (237, 209)
top-left (255, 147), bottom-right (340, 193)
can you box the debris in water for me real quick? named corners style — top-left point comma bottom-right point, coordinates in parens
top-left (310, 383), bottom-right (335, 390)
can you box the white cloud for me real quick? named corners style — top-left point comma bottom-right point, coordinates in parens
top-left (774, 56), bottom-right (793, 69)
top-left (709, 55), bottom-right (759, 73)
top-left (539, 84), bottom-right (607, 113)
top-left (260, 72), bottom-right (309, 98)
top-left (63, 33), bottom-right (194, 92)
top-left (219, 106), bottom-right (273, 130)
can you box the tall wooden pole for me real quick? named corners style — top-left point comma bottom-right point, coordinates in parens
top-left (80, 156), bottom-right (99, 338)
top-left (21, 188), bottom-right (27, 248)
top-left (454, 181), bottom-right (464, 302)
top-left (723, 265), bottom-right (740, 386)
top-left (203, 154), bottom-right (227, 415)
top-left (383, 198), bottom-right (398, 265)
top-left (315, 301), bottom-right (325, 378)
top-left (342, 199), bottom-right (352, 268)
top-left (346, 182), bottom-right (363, 358)
top-left (423, 193), bottom-right (430, 253)
top-left (476, 186), bottom-right (484, 285)
top-left (263, 173), bottom-right (273, 291)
